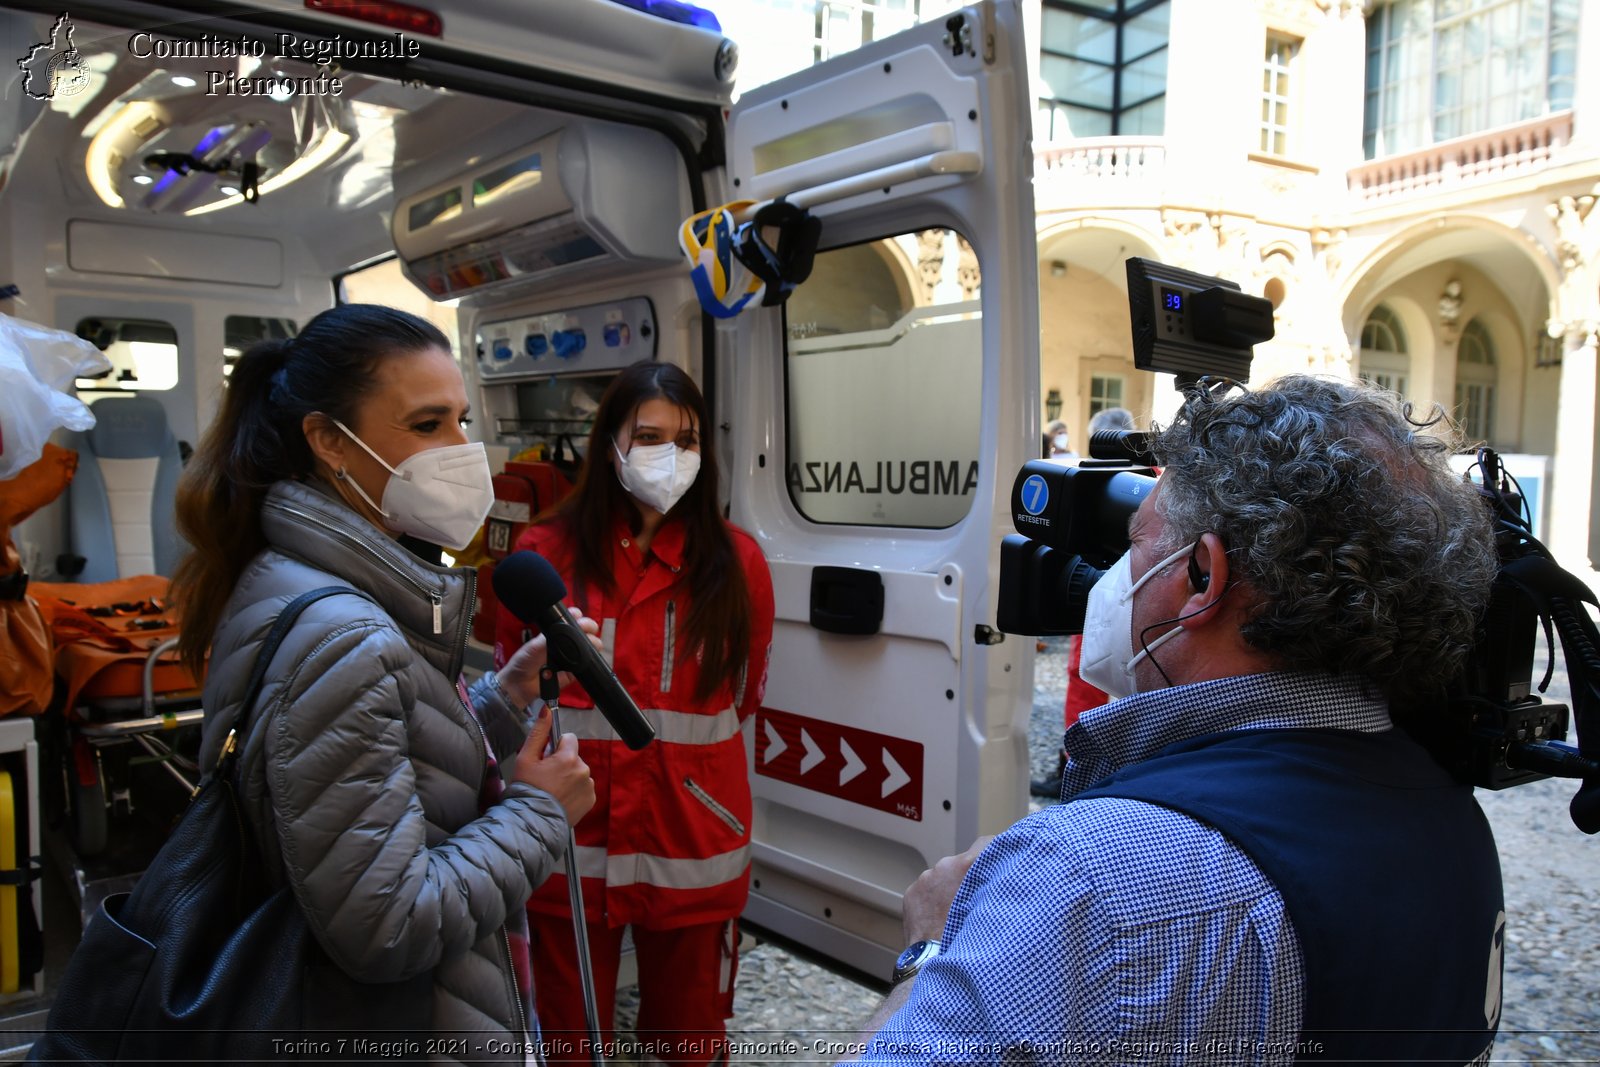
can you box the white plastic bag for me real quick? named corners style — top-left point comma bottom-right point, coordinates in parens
top-left (0, 313), bottom-right (111, 479)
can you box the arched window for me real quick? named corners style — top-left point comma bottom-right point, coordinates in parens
top-left (1358, 304), bottom-right (1409, 397)
top-left (1360, 304), bottom-right (1406, 352)
top-left (1455, 317), bottom-right (1497, 443)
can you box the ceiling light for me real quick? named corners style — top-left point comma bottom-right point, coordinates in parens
top-left (186, 126), bottom-right (352, 216)
top-left (219, 185), bottom-right (240, 195)
top-left (132, 174), bottom-right (154, 185)
top-left (85, 101), bottom-right (167, 209)
top-left (171, 75), bottom-right (196, 88)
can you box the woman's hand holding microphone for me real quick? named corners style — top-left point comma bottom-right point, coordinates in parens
top-left (501, 607), bottom-right (606, 824)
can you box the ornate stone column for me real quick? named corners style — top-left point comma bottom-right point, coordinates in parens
top-left (1550, 322), bottom-right (1598, 567)
top-left (1546, 189), bottom-right (1600, 570)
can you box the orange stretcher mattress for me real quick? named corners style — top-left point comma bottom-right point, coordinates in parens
top-left (0, 600), bottom-right (51, 718)
top-left (29, 576), bottom-right (201, 714)
top-left (0, 444), bottom-right (77, 718)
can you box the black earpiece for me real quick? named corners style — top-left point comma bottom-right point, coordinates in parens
top-left (1188, 551), bottom-right (1209, 591)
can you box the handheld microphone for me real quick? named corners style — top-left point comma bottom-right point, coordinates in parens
top-left (492, 551), bottom-right (656, 750)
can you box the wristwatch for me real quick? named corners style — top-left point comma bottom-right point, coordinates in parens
top-left (891, 939), bottom-right (940, 986)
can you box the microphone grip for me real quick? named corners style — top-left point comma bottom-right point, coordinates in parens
top-left (579, 662), bottom-right (657, 751)
top-left (542, 614), bottom-right (656, 750)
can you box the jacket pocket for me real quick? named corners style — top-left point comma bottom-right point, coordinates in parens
top-left (682, 777), bottom-right (745, 837)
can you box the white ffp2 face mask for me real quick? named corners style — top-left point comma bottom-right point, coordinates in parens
top-left (1078, 541), bottom-right (1196, 699)
top-left (614, 440), bottom-right (701, 514)
top-left (332, 419), bottom-right (495, 551)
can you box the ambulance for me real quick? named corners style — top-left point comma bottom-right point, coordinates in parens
top-left (0, 0), bottom-right (1044, 1012)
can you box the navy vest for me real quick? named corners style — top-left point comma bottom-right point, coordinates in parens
top-left (1076, 728), bottom-right (1504, 1065)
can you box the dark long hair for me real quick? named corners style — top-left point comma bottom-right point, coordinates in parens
top-left (550, 361), bottom-right (751, 703)
top-left (171, 304), bottom-right (451, 675)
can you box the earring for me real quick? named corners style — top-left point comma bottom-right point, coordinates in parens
top-left (335, 466), bottom-right (348, 481)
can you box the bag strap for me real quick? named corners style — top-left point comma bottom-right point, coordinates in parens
top-left (0, 858), bottom-right (43, 887)
top-left (214, 586), bottom-right (360, 776)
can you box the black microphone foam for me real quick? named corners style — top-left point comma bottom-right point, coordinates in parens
top-left (500, 548), bottom-right (570, 607)
top-left (493, 551), bottom-right (656, 750)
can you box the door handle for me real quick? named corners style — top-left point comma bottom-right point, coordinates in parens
top-left (809, 566), bottom-right (884, 636)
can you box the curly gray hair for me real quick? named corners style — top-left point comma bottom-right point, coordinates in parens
top-left (1150, 375), bottom-right (1497, 704)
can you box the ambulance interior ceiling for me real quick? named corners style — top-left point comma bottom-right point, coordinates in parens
top-left (5, 15), bottom-right (595, 277)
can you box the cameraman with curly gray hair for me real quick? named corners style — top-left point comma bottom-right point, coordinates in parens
top-left (848, 376), bottom-right (1504, 1066)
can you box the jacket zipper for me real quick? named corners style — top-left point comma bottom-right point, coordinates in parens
top-left (684, 776), bottom-right (746, 836)
top-left (502, 927), bottom-right (529, 1041)
top-left (455, 566), bottom-right (477, 675)
top-left (274, 503), bottom-right (447, 634)
top-left (279, 503), bottom-right (523, 1036)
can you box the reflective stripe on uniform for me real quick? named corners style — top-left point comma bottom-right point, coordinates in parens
top-left (661, 600), bottom-right (676, 693)
top-left (559, 704), bottom-right (740, 745)
top-left (719, 919), bottom-right (735, 993)
top-left (571, 844), bottom-right (751, 889)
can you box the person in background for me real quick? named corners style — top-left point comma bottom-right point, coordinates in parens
top-left (171, 304), bottom-right (596, 1061)
top-left (1031, 406), bottom-right (1137, 798)
top-left (854, 376), bottom-right (1503, 1065)
top-left (1044, 419), bottom-right (1075, 459)
top-left (1085, 405), bottom-right (1134, 439)
top-left (495, 360), bottom-right (775, 1067)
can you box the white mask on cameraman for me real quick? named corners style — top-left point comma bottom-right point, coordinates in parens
top-left (1053, 433), bottom-right (1071, 453)
top-left (1078, 541), bottom-right (1196, 698)
top-left (332, 419), bottom-right (494, 551)
top-left (614, 439), bottom-right (701, 514)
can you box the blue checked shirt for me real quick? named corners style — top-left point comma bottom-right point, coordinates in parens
top-left (858, 672), bottom-right (1393, 1066)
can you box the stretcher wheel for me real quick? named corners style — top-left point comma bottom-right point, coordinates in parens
top-left (71, 778), bottom-right (107, 858)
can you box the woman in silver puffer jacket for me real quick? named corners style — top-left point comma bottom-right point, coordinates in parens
top-left (171, 304), bottom-right (596, 1063)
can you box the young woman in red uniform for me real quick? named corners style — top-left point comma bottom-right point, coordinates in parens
top-left (494, 360), bottom-right (774, 1066)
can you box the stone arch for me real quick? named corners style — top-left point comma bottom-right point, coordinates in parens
top-left (1037, 216), bottom-right (1165, 265)
top-left (1338, 216), bottom-right (1555, 453)
top-left (1338, 214), bottom-right (1561, 327)
top-left (784, 237), bottom-right (918, 333)
top-left (877, 236), bottom-right (920, 309)
top-left (1258, 240), bottom-right (1299, 312)
top-left (1259, 239), bottom-right (1299, 265)
top-left (1035, 218), bottom-right (1165, 438)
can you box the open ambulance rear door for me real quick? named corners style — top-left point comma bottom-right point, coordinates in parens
top-left (722, 1), bottom-right (1040, 980)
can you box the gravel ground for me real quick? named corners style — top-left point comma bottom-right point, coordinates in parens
top-left (605, 637), bottom-right (1599, 1064)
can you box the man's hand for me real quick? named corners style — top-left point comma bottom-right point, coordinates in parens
top-left (513, 706), bottom-right (595, 825)
top-left (496, 607), bottom-right (602, 706)
top-left (902, 835), bottom-right (994, 944)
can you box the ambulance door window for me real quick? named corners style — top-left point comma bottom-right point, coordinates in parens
top-left (784, 228), bottom-right (982, 528)
top-left (224, 316), bottom-right (298, 380)
top-left (338, 258), bottom-right (459, 356)
top-left (73, 317), bottom-right (179, 399)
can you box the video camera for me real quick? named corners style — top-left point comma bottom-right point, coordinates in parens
top-left (998, 257), bottom-right (1268, 636)
top-left (997, 258), bottom-right (1600, 832)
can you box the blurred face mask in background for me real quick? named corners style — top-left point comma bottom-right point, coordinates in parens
top-left (614, 440), bottom-right (701, 514)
